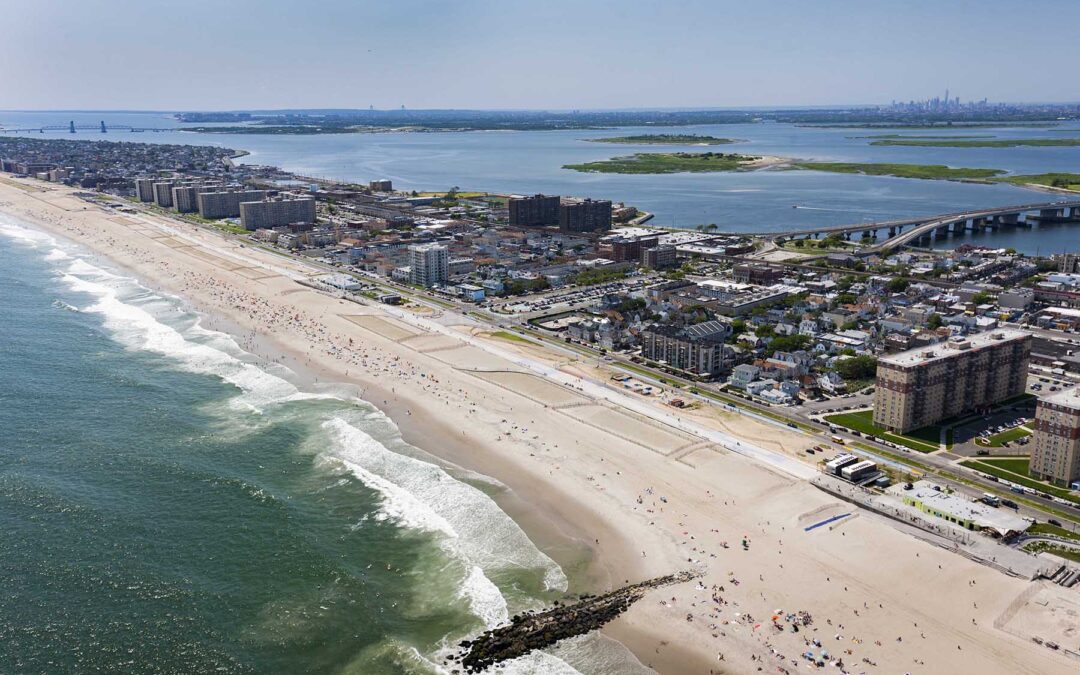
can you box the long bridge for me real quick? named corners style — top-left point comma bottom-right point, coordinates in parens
top-left (765, 199), bottom-right (1080, 254)
top-left (0, 120), bottom-right (174, 134)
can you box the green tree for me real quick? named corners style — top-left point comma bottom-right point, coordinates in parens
top-left (835, 355), bottom-right (878, 381)
top-left (769, 334), bottom-right (811, 352)
top-left (886, 277), bottom-right (909, 292)
top-left (926, 313), bottom-right (943, 329)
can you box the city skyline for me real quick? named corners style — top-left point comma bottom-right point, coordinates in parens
top-left (2, 0), bottom-right (1079, 110)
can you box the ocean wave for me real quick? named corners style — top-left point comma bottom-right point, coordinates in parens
top-left (323, 418), bottom-right (566, 588)
top-left (0, 217), bottom-right (58, 247)
top-left (58, 259), bottom-right (328, 413)
top-left (322, 416), bottom-right (568, 638)
top-left (458, 565), bottom-right (509, 630)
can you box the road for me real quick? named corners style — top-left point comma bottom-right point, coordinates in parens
top-left (121, 198), bottom-right (1080, 528)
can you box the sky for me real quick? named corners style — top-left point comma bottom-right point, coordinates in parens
top-left (1, 0), bottom-right (1078, 111)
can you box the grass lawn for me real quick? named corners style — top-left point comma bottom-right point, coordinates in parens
top-left (961, 460), bottom-right (1079, 505)
top-left (975, 426), bottom-right (1032, 447)
top-left (979, 457), bottom-right (1032, 476)
top-left (489, 330), bottom-right (530, 344)
top-left (1022, 541), bottom-right (1080, 563)
top-left (1029, 522), bottom-right (1080, 542)
top-left (790, 162), bottom-right (1005, 181)
top-left (563, 152), bottom-right (762, 174)
top-left (825, 410), bottom-right (942, 453)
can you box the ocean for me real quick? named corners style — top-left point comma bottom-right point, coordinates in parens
top-left (0, 216), bottom-right (649, 674)
top-left (2, 111), bottom-right (1079, 254)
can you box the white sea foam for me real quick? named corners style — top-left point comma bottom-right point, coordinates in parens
top-left (458, 565), bottom-right (509, 630)
top-left (322, 416), bottom-right (569, 636)
top-left (58, 259), bottom-right (326, 412)
top-left (0, 217), bottom-right (58, 247)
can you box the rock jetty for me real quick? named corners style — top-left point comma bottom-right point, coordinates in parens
top-left (452, 570), bottom-right (701, 673)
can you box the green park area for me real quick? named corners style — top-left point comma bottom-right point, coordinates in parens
top-left (1030, 522), bottom-right (1080, 542)
top-left (974, 426), bottom-right (1031, 447)
top-left (563, 152), bottom-right (763, 174)
top-left (489, 330), bottom-right (530, 344)
top-left (1022, 541), bottom-right (1080, 563)
top-left (789, 162), bottom-right (1005, 181)
top-left (871, 138), bottom-right (1080, 148)
top-left (825, 410), bottom-right (945, 453)
top-left (961, 458), bottom-right (1080, 505)
top-left (994, 172), bottom-right (1080, 191)
top-left (587, 134), bottom-right (740, 145)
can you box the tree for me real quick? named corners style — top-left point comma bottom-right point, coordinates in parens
top-left (886, 277), bottom-right (909, 292)
top-left (769, 334), bottom-right (811, 352)
top-left (926, 313), bottom-right (943, 329)
top-left (755, 324), bottom-right (776, 338)
top-left (835, 355), bottom-right (878, 381)
top-left (971, 291), bottom-right (994, 305)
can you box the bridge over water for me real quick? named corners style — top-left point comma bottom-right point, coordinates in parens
top-left (0, 120), bottom-right (173, 133)
top-left (746, 199), bottom-right (1080, 255)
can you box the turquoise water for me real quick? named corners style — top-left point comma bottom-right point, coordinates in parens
top-left (0, 218), bottom-right (645, 674)
top-left (2, 111), bottom-right (1079, 254)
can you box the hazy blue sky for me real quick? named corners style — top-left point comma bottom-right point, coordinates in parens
top-left (2, 0), bottom-right (1077, 110)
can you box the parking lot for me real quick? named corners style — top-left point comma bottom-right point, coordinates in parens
top-left (500, 278), bottom-right (650, 315)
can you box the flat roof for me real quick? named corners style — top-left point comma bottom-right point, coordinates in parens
top-left (878, 328), bottom-right (1029, 367)
top-left (902, 481), bottom-right (1029, 535)
top-left (1041, 385), bottom-right (1080, 410)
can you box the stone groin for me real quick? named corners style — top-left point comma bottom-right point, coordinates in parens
top-left (452, 570), bottom-right (701, 673)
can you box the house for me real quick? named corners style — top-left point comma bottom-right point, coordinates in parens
top-left (729, 364), bottom-right (761, 389)
top-left (799, 319), bottom-right (821, 336)
top-left (818, 371), bottom-right (847, 394)
top-left (746, 379), bottom-right (778, 396)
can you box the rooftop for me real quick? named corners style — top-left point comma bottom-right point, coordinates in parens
top-left (898, 481), bottom-right (1030, 536)
top-left (1041, 385), bottom-right (1080, 410)
top-left (878, 328), bottom-right (1029, 367)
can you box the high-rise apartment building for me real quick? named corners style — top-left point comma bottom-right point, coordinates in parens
top-left (152, 180), bottom-right (176, 207)
top-left (508, 194), bottom-right (560, 226)
top-left (1029, 387), bottom-right (1080, 488)
top-left (873, 329), bottom-right (1030, 433)
top-left (171, 184), bottom-right (223, 213)
top-left (408, 243), bottom-right (449, 288)
top-left (239, 196), bottom-right (316, 230)
top-left (134, 177), bottom-right (157, 202)
top-left (559, 198), bottom-right (612, 233)
top-left (196, 190), bottom-right (270, 219)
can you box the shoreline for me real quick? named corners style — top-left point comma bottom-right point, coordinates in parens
top-left (2, 177), bottom-right (1078, 675)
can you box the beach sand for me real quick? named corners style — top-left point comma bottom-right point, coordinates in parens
top-left (2, 178), bottom-right (1076, 674)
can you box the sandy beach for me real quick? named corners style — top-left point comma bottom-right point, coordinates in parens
top-left (2, 177), bottom-right (1077, 675)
